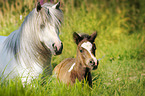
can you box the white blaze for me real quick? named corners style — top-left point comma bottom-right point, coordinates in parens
top-left (81, 42), bottom-right (97, 63)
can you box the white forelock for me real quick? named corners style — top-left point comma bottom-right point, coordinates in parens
top-left (81, 41), bottom-right (97, 62)
top-left (81, 42), bottom-right (92, 51)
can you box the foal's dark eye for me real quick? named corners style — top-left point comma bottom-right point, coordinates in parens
top-left (93, 45), bottom-right (96, 50)
top-left (80, 50), bottom-right (83, 53)
top-left (40, 24), bottom-right (45, 29)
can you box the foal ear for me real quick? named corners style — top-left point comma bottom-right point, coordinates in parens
top-left (36, 2), bottom-right (42, 12)
top-left (73, 32), bottom-right (83, 45)
top-left (52, 2), bottom-right (60, 9)
top-left (89, 31), bottom-right (97, 42)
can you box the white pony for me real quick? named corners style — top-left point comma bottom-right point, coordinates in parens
top-left (0, 2), bottom-right (63, 83)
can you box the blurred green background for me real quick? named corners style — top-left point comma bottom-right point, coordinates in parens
top-left (0, 0), bottom-right (145, 95)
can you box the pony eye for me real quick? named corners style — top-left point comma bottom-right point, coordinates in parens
top-left (80, 50), bottom-right (83, 53)
top-left (40, 24), bottom-right (45, 29)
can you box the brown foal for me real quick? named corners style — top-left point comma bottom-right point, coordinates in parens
top-left (53, 32), bottom-right (99, 87)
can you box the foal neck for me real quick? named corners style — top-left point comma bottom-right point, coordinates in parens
top-left (74, 53), bottom-right (91, 73)
top-left (74, 55), bottom-right (92, 86)
top-left (75, 53), bottom-right (85, 68)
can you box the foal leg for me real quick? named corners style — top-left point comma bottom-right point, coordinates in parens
top-left (84, 68), bottom-right (92, 87)
top-left (86, 72), bottom-right (92, 87)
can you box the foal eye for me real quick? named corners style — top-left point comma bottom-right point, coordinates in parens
top-left (80, 50), bottom-right (83, 53)
top-left (40, 24), bottom-right (45, 29)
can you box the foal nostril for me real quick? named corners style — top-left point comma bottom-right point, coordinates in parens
top-left (90, 60), bottom-right (92, 64)
top-left (90, 60), bottom-right (95, 65)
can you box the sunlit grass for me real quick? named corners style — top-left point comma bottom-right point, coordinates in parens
top-left (0, 0), bottom-right (145, 95)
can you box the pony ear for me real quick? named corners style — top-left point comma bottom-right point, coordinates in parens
top-left (52, 2), bottom-right (60, 9)
top-left (36, 2), bottom-right (42, 12)
top-left (89, 31), bottom-right (97, 42)
top-left (73, 32), bottom-right (83, 45)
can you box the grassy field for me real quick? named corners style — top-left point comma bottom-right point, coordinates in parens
top-left (0, 0), bottom-right (145, 95)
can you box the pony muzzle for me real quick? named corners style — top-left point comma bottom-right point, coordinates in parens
top-left (52, 42), bottom-right (63, 55)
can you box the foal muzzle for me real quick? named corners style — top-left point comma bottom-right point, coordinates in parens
top-left (92, 60), bottom-right (99, 70)
top-left (89, 58), bottom-right (99, 70)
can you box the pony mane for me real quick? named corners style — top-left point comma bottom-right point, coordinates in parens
top-left (3, 2), bottom-right (63, 70)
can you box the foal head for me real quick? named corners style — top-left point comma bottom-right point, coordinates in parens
top-left (34, 2), bottom-right (63, 55)
top-left (73, 32), bottom-right (98, 70)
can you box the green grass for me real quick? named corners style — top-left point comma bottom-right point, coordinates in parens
top-left (0, 0), bottom-right (145, 95)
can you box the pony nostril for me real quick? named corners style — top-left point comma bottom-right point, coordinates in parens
top-left (53, 42), bottom-right (63, 55)
top-left (60, 43), bottom-right (63, 51)
top-left (61, 42), bottom-right (63, 48)
top-left (52, 43), bottom-right (55, 47)
top-left (52, 43), bottom-right (57, 52)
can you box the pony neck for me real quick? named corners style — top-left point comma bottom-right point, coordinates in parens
top-left (5, 9), bottom-right (52, 69)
